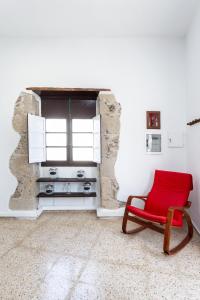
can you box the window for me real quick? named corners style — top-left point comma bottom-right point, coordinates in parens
top-left (40, 91), bottom-right (98, 166)
top-left (46, 119), bottom-right (67, 161)
top-left (72, 119), bottom-right (94, 161)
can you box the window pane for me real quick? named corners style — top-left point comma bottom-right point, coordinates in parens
top-left (47, 148), bottom-right (67, 161)
top-left (73, 148), bottom-right (93, 161)
top-left (72, 119), bottom-right (93, 132)
top-left (73, 133), bottom-right (93, 147)
top-left (46, 133), bottom-right (67, 146)
top-left (46, 119), bottom-right (66, 132)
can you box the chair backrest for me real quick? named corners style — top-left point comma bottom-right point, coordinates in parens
top-left (145, 170), bottom-right (193, 217)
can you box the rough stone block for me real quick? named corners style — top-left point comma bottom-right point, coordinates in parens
top-left (98, 92), bottom-right (121, 210)
top-left (9, 92), bottom-right (40, 210)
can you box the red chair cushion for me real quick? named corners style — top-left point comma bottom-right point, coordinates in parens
top-left (127, 205), bottom-right (183, 227)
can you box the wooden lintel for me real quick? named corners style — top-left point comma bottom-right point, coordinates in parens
top-left (26, 87), bottom-right (111, 95)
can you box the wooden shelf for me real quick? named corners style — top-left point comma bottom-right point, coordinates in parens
top-left (37, 192), bottom-right (96, 198)
top-left (37, 177), bottom-right (96, 183)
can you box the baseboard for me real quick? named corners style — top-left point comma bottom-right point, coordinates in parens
top-left (0, 207), bottom-right (124, 218)
top-left (0, 209), bottom-right (42, 219)
top-left (40, 206), bottom-right (97, 211)
top-left (97, 207), bottom-right (125, 217)
top-left (0, 206), bottom-right (97, 218)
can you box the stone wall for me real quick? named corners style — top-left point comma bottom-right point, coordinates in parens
top-left (98, 92), bottom-right (121, 209)
top-left (9, 92), bottom-right (40, 210)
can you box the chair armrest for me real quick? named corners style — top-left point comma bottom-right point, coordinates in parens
top-left (126, 195), bottom-right (148, 206)
top-left (167, 206), bottom-right (186, 226)
top-left (168, 201), bottom-right (191, 212)
top-left (168, 206), bottom-right (185, 213)
top-left (167, 205), bottom-right (191, 226)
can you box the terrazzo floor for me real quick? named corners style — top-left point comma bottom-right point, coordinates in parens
top-left (0, 211), bottom-right (200, 300)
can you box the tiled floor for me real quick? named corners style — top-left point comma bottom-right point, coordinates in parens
top-left (0, 211), bottom-right (200, 300)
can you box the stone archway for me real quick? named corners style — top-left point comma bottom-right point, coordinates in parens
top-left (9, 90), bottom-right (121, 211)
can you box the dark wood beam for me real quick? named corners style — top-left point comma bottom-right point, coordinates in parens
top-left (26, 87), bottom-right (111, 96)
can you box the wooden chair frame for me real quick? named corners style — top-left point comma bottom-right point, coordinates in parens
top-left (122, 195), bottom-right (193, 255)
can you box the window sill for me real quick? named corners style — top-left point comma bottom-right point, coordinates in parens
top-left (41, 161), bottom-right (97, 167)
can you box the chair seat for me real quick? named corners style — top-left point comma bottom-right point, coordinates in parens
top-left (127, 205), bottom-right (183, 227)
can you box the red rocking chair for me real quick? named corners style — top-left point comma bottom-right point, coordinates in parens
top-left (122, 170), bottom-right (193, 255)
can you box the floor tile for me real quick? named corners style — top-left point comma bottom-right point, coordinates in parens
top-left (70, 282), bottom-right (103, 300)
top-left (175, 241), bottom-right (200, 277)
top-left (79, 260), bottom-right (149, 300)
top-left (0, 246), bottom-right (59, 300)
top-left (0, 226), bottom-right (30, 257)
top-left (32, 275), bottom-right (74, 300)
top-left (90, 230), bottom-right (148, 266)
top-left (21, 223), bottom-right (80, 253)
top-left (46, 255), bottom-right (86, 282)
top-left (0, 218), bottom-right (39, 231)
top-left (62, 232), bottom-right (98, 258)
top-left (148, 272), bottom-right (200, 300)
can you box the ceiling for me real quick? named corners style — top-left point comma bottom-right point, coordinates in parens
top-left (0, 0), bottom-right (198, 37)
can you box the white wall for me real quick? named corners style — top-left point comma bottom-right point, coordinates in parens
top-left (0, 37), bottom-right (187, 213)
top-left (186, 7), bottom-right (200, 232)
